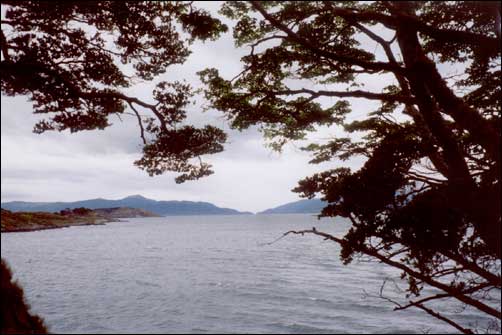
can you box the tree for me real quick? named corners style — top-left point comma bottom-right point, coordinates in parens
top-left (1, 1), bottom-right (501, 333)
top-left (200, 1), bottom-right (501, 333)
top-left (1, 1), bottom-right (227, 183)
top-left (1, 1), bottom-right (228, 332)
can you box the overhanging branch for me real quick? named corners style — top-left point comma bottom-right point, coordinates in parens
top-left (249, 1), bottom-right (405, 75)
top-left (322, 3), bottom-right (500, 55)
top-left (270, 88), bottom-right (413, 104)
top-left (127, 101), bottom-right (147, 145)
top-left (279, 229), bottom-right (501, 319)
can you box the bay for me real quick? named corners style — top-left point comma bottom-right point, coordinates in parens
top-left (0, 214), bottom-right (495, 333)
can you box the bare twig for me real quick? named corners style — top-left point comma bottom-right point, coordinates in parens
top-left (271, 228), bottom-right (501, 319)
top-left (415, 303), bottom-right (474, 334)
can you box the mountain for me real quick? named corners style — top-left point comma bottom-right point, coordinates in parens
top-left (258, 198), bottom-right (326, 214)
top-left (1, 195), bottom-right (252, 216)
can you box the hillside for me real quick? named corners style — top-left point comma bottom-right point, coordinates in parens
top-left (0, 206), bottom-right (161, 232)
top-left (258, 199), bottom-right (326, 214)
top-left (0, 208), bottom-right (112, 232)
top-left (1, 195), bottom-right (252, 216)
top-left (93, 207), bottom-right (160, 218)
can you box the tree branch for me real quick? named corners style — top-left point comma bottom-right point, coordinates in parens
top-left (0, 29), bottom-right (12, 62)
top-left (249, 1), bottom-right (405, 75)
top-left (270, 88), bottom-right (413, 104)
top-left (351, 22), bottom-right (452, 180)
top-left (415, 303), bottom-right (474, 334)
top-left (280, 229), bottom-right (501, 319)
top-left (395, 282), bottom-right (492, 312)
top-left (322, 3), bottom-right (500, 54)
top-left (442, 250), bottom-right (501, 288)
top-left (127, 101), bottom-right (147, 145)
top-left (369, 279), bottom-right (476, 334)
top-left (1, 60), bottom-right (169, 132)
top-left (390, 3), bottom-right (500, 165)
top-left (249, 34), bottom-right (287, 56)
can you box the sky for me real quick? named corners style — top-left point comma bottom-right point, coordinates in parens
top-left (1, 2), bottom-right (401, 213)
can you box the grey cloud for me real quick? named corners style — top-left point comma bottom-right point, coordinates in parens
top-left (1, 2), bottom-right (386, 213)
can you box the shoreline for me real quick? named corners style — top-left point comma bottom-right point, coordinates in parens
top-left (0, 208), bottom-right (124, 234)
top-left (1, 207), bottom-right (161, 233)
top-left (0, 220), bottom-right (114, 233)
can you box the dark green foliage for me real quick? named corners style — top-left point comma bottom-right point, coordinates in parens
top-left (258, 198), bottom-right (326, 214)
top-left (68, 207), bottom-right (93, 216)
top-left (1, 1), bottom-right (227, 182)
top-left (201, 1), bottom-right (501, 331)
top-left (135, 125), bottom-right (226, 183)
top-left (1, 259), bottom-right (48, 334)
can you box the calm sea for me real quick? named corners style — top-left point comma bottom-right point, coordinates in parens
top-left (1, 214), bottom-right (497, 333)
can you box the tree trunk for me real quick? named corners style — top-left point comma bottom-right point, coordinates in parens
top-left (392, 1), bottom-right (501, 258)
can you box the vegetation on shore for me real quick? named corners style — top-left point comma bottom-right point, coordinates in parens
top-left (0, 207), bottom-right (159, 233)
top-left (1, 259), bottom-right (48, 334)
top-left (259, 199), bottom-right (326, 215)
top-left (0, 208), bottom-right (112, 233)
top-left (0, 206), bottom-right (160, 334)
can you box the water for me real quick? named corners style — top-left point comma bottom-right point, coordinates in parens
top-left (1, 214), bottom-right (497, 333)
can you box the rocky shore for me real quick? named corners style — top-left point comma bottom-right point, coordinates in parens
top-left (0, 207), bottom-right (160, 233)
top-left (0, 208), bottom-right (114, 233)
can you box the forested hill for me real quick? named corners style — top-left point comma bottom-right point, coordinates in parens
top-left (1, 195), bottom-right (252, 216)
top-left (258, 199), bottom-right (326, 214)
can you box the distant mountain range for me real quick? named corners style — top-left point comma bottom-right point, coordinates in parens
top-left (1, 195), bottom-right (328, 216)
top-left (1, 195), bottom-right (252, 216)
top-left (258, 198), bottom-right (326, 214)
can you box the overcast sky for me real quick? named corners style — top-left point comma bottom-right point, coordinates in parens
top-left (0, 2), bottom-right (405, 213)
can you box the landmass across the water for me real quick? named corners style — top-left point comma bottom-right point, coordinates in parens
top-left (258, 198), bottom-right (326, 214)
top-left (0, 207), bottom-right (159, 233)
top-left (1, 195), bottom-right (327, 216)
top-left (1, 195), bottom-right (252, 216)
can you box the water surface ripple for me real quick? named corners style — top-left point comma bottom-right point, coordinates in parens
top-left (1, 214), bottom-right (497, 333)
